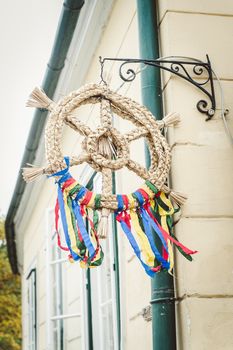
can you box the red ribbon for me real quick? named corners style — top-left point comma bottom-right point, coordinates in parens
top-left (54, 178), bottom-right (78, 252)
top-left (145, 205), bottom-right (197, 255)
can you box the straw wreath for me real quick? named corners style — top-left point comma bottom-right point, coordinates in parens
top-left (24, 83), bottom-right (183, 195)
top-left (24, 84), bottom-right (186, 235)
top-left (22, 83), bottom-right (196, 275)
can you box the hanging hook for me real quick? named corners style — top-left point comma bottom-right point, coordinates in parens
top-left (99, 56), bottom-right (107, 85)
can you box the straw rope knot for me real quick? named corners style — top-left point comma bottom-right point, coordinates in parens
top-left (84, 127), bottom-right (129, 170)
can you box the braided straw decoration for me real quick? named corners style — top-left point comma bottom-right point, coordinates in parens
top-left (24, 83), bottom-right (187, 212)
top-left (45, 84), bottom-right (171, 185)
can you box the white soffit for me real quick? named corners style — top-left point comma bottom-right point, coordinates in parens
top-left (58, 0), bottom-right (115, 93)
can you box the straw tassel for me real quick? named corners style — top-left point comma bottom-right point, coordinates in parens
top-left (22, 164), bottom-right (46, 183)
top-left (26, 87), bottom-right (56, 111)
top-left (98, 208), bottom-right (110, 239)
top-left (169, 190), bottom-right (188, 206)
top-left (162, 184), bottom-right (188, 206)
top-left (157, 112), bottom-right (180, 129)
top-left (98, 136), bottom-right (117, 159)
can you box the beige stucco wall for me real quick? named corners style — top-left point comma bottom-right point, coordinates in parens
top-left (20, 0), bottom-right (152, 349)
top-left (158, 1), bottom-right (233, 349)
top-left (18, 0), bottom-right (233, 349)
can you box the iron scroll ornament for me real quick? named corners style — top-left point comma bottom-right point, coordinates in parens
top-left (99, 55), bottom-right (216, 121)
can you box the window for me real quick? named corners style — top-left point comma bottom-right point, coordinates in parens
top-left (45, 171), bottom-right (121, 350)
top-left (27, 268), bottom-right (37, 350)
top-left (46, 209), bottom-right (83, 350)
top-left (86, 174), bottom-right (121, 350)
top-left (51, 233), bottom-right (64, 350)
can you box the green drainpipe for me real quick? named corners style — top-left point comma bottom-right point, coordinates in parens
top-left (136, 1), bottom-right (177, 349)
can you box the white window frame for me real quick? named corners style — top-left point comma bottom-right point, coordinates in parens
top-left (45, 209), bottom-right (83, 350)
top-left (89, 227), bottom-right (119, 350)
top-left (45, 170), bottom-right (121, 350)
top-left (27, 268), bottom-right (37, 350)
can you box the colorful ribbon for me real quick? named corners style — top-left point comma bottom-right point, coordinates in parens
top-left (51, 157), bottom-right (196, 275)
top-left (50, 158), bottom-right (104, 268)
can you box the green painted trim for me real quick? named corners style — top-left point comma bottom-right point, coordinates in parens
top-left (5, 0), bottom-right (85, 274)
top-left (111, 171), bottom-right (121, 349)
top-left (136, 1), bottom-right (177, 349)
top-left (86, 265), bottom-right (94, 349)
top-left (85, 181), bottom-right (94, 349)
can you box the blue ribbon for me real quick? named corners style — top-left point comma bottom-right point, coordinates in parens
top-left (146, 210), bottom-right (168, 251)
top-left (116, 195), bottom-right (124, 212)
top-left (56, 172), bottom-right (72, 186)
top-left (72, 200), bottom-right (96, 260)
top-left (57, 185), bottom-right (80, 261)
top-left (48, 156), bottom-right (70, 180)
top-left (133, 190), bottom-right (169, 269)
top-left (133, 190), bottom-right (144, 205)
top-left (117, 214), bottom-right (155, 277)
top-left (75, 186), bottom-right (87, 202)
top-left (140, 208), bottom-right (170, 270)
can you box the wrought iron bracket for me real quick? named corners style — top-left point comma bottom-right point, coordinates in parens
top-left (99, 55), bottom-right (216, 121)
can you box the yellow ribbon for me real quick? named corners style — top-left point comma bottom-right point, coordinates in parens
top-left (87, 192), bottom-right (95, 208)
top-left (159, 192), bottom-right (174, 216)
top-left (158, 192), bottom-right (175, 272)
top-left (63, 182), bottom-right (80, 255)
top-left (130, 209), bottom-right (155, 267)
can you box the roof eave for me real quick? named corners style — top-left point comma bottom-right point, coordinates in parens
top-left (5, 0), bottom-right (85, 274)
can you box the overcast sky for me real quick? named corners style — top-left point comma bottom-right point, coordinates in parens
top-left (0, 1), bottom-right (62, 215)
